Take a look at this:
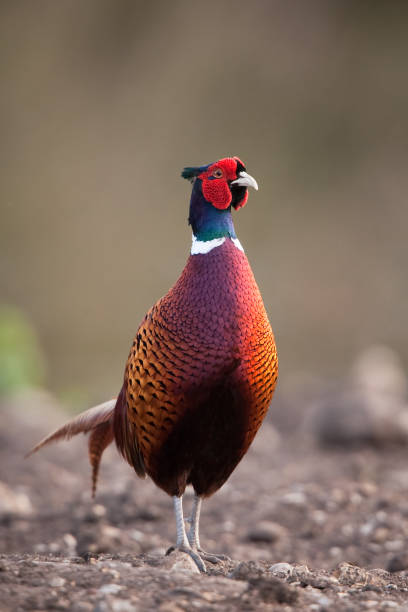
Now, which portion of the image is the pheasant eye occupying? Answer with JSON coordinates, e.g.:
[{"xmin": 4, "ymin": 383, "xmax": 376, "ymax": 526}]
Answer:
[{"xmin": 212, "ymin": 169, "xmax": 223, "ymax": 179}]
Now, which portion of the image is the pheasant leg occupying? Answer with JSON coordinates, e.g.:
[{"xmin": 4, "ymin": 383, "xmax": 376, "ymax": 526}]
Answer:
[
  {"xmin": 166, "ymin": 496, "xmax": 206, "ymax": 572},
  {"xmin": 187, "ymin": 493, "xmax": 231, "ymax": 564}
]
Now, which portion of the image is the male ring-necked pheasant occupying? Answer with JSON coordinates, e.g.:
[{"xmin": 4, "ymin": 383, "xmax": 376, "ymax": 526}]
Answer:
[{"xmin": 29, "ymin": 156, "xmax": 278, "ymax": 571}]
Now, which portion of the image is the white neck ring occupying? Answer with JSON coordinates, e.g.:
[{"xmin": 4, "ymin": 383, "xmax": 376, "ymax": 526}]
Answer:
[{"xmin": 191, "ymin": 235, "xmax": 244, "ymax": 255}]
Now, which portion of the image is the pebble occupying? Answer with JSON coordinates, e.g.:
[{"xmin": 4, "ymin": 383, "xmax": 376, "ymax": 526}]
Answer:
[
  {"xmin": 292, "ymin": 564, "xmax": 310, "ymax": 578},
  {"xmin": 98, "ymin": 584, "xmax": 123, "ymax": 595},
  {"xmin": 111, "ymin": 601, "xmax": 135, "ymax": 612},
  {"xmin": 335, "ymin": 562, "xmax": 368, "ymax": 586},
  {"xmin": 309, "ymin": 593, "xmax": 332, "ymax": 608},
  {"xmin": 62, "ymin": 533, "xmax": 77, "ymax": 553},
  {"xmin": 360, "ymin": 520, "xmax": 375, "ymax": 537},
  {"xmin": 91, "ymin": 504, "xmax": 107, "ymax": 518},
  {"xmin": 49, "ymin": 576, "xmax": 66, "ymax": 588},
  {"xmin": 101, "ymin": 568, "xmax": 120, "ymax": 580},
  {"xmin": 268, "ymin": 562, "xmax": 293, "ymax": 579},
  {"xmin": 94, "ymin": 603, "xmax": 110, "ymax": 612},
  {"xmin": 130, "ymin": 529, "xmax": 145, "ymax": 542},
  {"xmin": 222, "ymin": 519, "xmax": 235, "ymax": 532},
  {"xmin": 359, "ymin": 482, "xmax": 378, "ymax": 497},
  {"xmin": 298, "ymin": 572, "xmax": 338, "ymax": 589},
  {"xmin": 341, "ymin": 524, "xmax": 354, "ymax": 537},
  {"xmin": 279, "ymin": 491, "xmax": 307, "ymax": 506},
  {"xmin": 387, "ymin": 552, "xmax": 408, "ymax": 572},
  {"xmin": 373, "ymin": 527, "xmax": 389, "ymax": 543},
  {"xmin": 311, "ymin": 510, "xmax": 327, "ymax": 525},
  {"xmin": 376, "ymin": 510, "xmax": 388, "ymax": 522},
  {"xmin": 229, "ymin": 561, "xmax": 264, "ymax": 580},
  {"xmin": 386, "ymin": 540, "xmax": 404, "ymax": 552},
  {"xmin": 350, "ymin": 492, "xmax": 363, "ymax": 505},
  {"xmin": 0, "ymin": 482, "xmax": 33, "ymax": 516},
  {"xmin": 101, "ymin": 525, "xmax": 123, "ymax": 541},
  {"xmin": 160, "ymin": 551, "xmax": 200, "ymax": 574},
  {"xmin": 247, "ymin": 521, "xmax": 287, "ymax": 543},
  {"xmin": 158, "ymin": 603, "xmax": 184, "ymax": 612}
]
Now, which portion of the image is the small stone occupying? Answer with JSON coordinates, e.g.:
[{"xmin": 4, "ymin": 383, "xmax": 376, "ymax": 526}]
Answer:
[
  {"xmin": 360, "ymin": 520, "xmax": 376, "ymax": 537},
  {"xmin": 334, "ymin": 562, "xmax": 367, "ymax": 585},
  {"xmin": 299, "ymin": 572, "xmax": 338, "ymax": 589},
  {"xmin": 268, "ymin": 562, "xmax": 293, "ymax": 579},
  {"xmin": 101, "ymin": 525, "xmax": 123, "ymax": 540},
  {"xmin": 94, "ymin": 603, "xmax": 110, "ymax": 612},
  {"xmin": 92, "ymin": 504, "xmax": 107, "ymax": 518},
  {"xmin": 341, "ymin": 524, "xmax": 354, "ymax": 537},
  {"xmin": 387, "ymin": 552, "xmax": 408, "ymax": 572},
  {"xmin": 111, "ymin": 600, "xmax": 135, "ymax": 612},
  {"xmin": 292, "ymin": 564, "xmax": 310, "ymax": 582},
  {"xmin": 160, "ymin": 550, "xmax": 200, "ymax": 574},
  {"xmin": 311, "ymin": 510, "xmax": 327, "ymax": 525},
  {"xmin": 101, "ymin": 568, "xmax": 120, "ymax": 580},
  {"xmin": 359, "ymin": 482, "xmax": 378, "ymax": 497},
  {"xmin": 318, "ymin": 595, "xmax": 332, "ymax": 606},
  {"xmin": 223, "ymin": 519, "xmax": 235, "ymax": 532},
  {"xmin": 62, "ymin": 533, "xmax": 77, "ymax": 553},
  {"xmin": 98, "ymin": 584, "xmax": 123, "ymax": 595},
  {"xmin": 350, "ymin": 492, "xmax": 363, "ymax": 505},
  {"xmin": 34, "ymin": 543, "xmax": 47, "ymax": 553},
  {"xmin": 0, "ymin": 482, "xmax": 33, "ymax": 516},
  {"xmin": 130, "ymin": 529, "xmax": 144, "ymax": 542},
  {"xmin": 247, "ymin": 521, "xmax": 287, "ymax": 543},
  {"xmin": 230, "ymin": 561, "xmax": 264, "ymax": 580},
  {"xmin": 373, "ymin": 527, "xmax": 389, "ymax": 543},
  {"xmin": 308, "ymin": 592, "xmax": 332, "ymax": 607},
  {"xmin": 385, "ymin": 540, "xmax": 404, "ymax": 552},
  {"xmin": 380, "ymin": 602, "xmax": 399, "ymax": 610},
  {"xmin": 158, "ymin": 604, "xmax": 184, "ymax": 612},
  {"xmin": 279, "ymin": 491, "xmax": 306, "ymax": 506},
  {"xmin": 49, "ymin": 576, "xmax": 66, "ymax": 588},
  {"xmin": 376, "ymin": 510, "xmax": 388, "ymax": 523}
]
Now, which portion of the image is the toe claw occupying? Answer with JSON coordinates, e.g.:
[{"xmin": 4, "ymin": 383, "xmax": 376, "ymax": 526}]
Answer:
[
  {"xmin": 179, "ymin": 546, "xmax": 206, "ymax": 573},
  {"xmin": 166, "ymin": 546, "xmax": 206, "ymax": 572},
  {"xmin": 198, "ymin": 550, "xmax": 231, "ymax": 564}
]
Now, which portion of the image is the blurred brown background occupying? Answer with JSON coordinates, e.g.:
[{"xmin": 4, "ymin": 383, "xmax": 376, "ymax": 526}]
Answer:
[{"xmin": 1, "ymin": 0, "xmax": 408, "ymax": 405}]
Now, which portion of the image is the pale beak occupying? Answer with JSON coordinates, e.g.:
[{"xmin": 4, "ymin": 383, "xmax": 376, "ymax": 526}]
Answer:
[{"xmin": 231, "ymin": 171, "xmax": 259, "ymax": 191}]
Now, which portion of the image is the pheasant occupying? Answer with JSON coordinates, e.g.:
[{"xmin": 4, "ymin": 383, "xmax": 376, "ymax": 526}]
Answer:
[{"xmin": 29, "ymin": 156, "xmax": 278, "ymax": 571}]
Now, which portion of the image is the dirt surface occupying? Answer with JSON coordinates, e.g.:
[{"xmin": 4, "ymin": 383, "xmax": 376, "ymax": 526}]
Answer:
[{"xmin": 2, "ymin": 389, "xmax": 408, "ymax": 611}]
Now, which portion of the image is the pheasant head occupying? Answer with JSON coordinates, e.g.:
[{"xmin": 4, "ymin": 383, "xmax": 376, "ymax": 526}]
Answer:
[{"xmin": 183, "ymin": 157, "xmax": 258, "ymax": 244}]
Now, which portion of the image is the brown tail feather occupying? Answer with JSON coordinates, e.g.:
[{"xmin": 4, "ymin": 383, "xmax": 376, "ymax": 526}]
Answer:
[
  {"xmin": 27, "ymin": 399, "xmax": 117, "ymax": 495},
  {"xmin": 89, "ymin": 421, "xmax": 114, "ymax": 497}
]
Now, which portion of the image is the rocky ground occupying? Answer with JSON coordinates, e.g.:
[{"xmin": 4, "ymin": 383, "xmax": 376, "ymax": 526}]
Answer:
[{"xmin": 2, "ymin": 359, "xmax": 408, "ymax": 611}]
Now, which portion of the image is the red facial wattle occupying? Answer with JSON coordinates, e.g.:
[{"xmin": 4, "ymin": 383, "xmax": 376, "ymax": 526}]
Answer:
[
  {"xmin": 198, "ymin": 157, "xmax": 249, "ymax": 210},
  {"xmin": 202, "ymin": 177, "xmax": 232, "ymax": 210}
]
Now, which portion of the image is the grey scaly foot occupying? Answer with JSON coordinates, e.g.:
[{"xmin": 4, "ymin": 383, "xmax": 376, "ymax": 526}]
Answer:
[
  {"xmin": 171, "ymin": 495, "xmax": 206, "ymax": 573},
  {"xmin": 165, "ymin": 544, "xmax": 206, "ymax": 572},
  {"xmin": 186, "ymin": 493, "xmax": 231, "ymax": 565},
  {"xmin": 197, "ymin": 550, "xmax": 231, "ymax": 564}
]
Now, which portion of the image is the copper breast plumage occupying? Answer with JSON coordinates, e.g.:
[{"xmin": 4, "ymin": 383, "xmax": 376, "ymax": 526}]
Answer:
[{"xmin": 116, "ymin": 239, "xmax": 278, "ymax": 497}]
